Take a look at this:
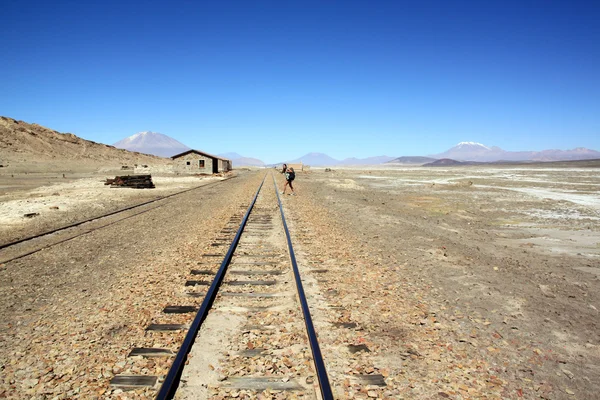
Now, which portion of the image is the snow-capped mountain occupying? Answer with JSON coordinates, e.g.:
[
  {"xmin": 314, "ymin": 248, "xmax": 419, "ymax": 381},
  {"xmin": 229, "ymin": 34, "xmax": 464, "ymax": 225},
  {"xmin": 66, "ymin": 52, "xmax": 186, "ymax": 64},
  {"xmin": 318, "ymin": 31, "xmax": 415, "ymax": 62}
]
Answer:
[
  {"xmin": 431, "ymin": 142, "xmax": 502, "ymax": 161},
  {"xmin": 455, "ymin": 141, "xmax": 490, "ymax": 150},
  {"xmin": 113, "ymin": 131, "xmax": 190, "ymax": 158}
]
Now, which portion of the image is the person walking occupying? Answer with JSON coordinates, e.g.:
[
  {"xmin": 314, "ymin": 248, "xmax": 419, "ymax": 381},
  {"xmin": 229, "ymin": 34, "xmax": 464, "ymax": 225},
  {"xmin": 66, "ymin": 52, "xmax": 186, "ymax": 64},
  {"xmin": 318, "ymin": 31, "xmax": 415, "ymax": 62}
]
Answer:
[
  {"xmin": 282, "ymin": 166, "xmax": 296, "ymax": 195},
  {"xmin": 281, "ymin": 163, "xmax": 287, "ymax": 174}
]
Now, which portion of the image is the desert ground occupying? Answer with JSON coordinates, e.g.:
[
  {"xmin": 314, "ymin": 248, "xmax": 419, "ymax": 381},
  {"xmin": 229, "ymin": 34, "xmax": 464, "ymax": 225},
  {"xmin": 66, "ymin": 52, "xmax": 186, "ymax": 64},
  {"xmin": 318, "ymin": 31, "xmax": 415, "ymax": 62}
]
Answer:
[{"xmin": 1, "ymin": 163, "xmax": 599, "ymax": 399}]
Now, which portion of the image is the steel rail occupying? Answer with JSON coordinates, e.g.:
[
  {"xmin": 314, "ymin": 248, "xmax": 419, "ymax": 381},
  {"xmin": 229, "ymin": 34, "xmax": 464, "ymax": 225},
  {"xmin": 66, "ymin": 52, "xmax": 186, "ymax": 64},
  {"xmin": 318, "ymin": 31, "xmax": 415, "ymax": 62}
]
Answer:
[
  {"xmin": 0, "ymin": 175, "xmax": 235, "ymax": 251},
  {"xmin": 155, "ymin": 173, "xmax": 267, "ymax": 400},
  {"xmin": 272, "ymin": 173, "xmax": 334, "ymax": 400},
  {"xmin": 0, "ymin": 204, "xmax": 165, "ymax": 265}
]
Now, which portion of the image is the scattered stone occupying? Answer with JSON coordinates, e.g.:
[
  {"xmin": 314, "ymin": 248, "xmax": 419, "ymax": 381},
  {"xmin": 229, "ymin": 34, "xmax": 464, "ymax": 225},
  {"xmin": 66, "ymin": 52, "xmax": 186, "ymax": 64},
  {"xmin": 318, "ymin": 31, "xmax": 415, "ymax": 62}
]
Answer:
[
  {"xmin": 562, "ymin": 369, "xmax": 574, "ymax": 379},
  {"xmin": 539, "ymin": 285, "xmax": 556, "ymax": 298}
]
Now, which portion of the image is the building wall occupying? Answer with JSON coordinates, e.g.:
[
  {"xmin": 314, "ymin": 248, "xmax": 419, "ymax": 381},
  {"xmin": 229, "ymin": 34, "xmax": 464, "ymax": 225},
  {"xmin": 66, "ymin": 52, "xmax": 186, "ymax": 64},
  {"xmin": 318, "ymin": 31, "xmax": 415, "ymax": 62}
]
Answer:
[
  {"xmin": 219, "ymin": 159, "xmax": 232, "ymax": 171},
  {"xmin": 173, "ymin": 153, "xmax": 213, "ymax": 174}
]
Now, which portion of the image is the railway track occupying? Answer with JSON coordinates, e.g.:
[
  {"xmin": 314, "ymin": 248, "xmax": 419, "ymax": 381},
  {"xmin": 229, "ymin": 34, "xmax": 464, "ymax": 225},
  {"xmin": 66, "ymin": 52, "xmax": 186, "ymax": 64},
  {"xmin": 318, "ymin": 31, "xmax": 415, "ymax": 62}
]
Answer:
[
  {"xmin": 109, "ymin": 171, "xmax": 333, "ymax": 399},
  {"xmin": 0, "ymin": 176, "xmax": 234, "ymax": 264}
]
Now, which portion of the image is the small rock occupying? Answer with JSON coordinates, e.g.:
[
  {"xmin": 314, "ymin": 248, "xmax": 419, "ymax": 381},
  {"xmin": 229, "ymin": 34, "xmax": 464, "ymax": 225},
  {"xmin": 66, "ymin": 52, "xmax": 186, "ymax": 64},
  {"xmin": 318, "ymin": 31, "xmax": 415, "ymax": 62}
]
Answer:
[
  {"xmin": 539, "ymin": 285, "xmax": 556, "ymax": 298},
  {"xmin": 23, "ymin": 378, "xmax": 39, "ymax": 388},
  {"xmin": 562, "ymin": 369, "xmax": 574, "ymax": 379}
]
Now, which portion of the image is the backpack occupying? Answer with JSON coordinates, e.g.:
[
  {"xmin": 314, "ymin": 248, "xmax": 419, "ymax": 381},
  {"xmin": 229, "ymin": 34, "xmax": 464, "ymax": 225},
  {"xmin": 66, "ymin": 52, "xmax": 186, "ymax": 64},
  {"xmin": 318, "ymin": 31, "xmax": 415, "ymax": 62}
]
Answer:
[{"xmin": 288, "ymin": 171, "xmax": 295, "ymax": 181}]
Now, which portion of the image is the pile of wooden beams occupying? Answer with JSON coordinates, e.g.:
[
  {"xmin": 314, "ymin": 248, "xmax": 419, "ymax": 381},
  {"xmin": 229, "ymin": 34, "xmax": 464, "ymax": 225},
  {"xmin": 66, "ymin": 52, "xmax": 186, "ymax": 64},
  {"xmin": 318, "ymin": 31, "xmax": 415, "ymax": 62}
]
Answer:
[{"xmin": 105, "ymin": 175, "xmax": 155, "ymax": 189}]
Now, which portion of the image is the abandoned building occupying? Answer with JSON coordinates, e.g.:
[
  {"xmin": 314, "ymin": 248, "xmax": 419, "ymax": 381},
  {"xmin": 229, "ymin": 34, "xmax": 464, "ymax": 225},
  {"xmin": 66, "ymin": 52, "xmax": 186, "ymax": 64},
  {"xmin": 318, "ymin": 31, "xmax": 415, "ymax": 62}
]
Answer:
[{"xmin": 171, "ymin": 150, "xmax": 232, "ymax": 174}]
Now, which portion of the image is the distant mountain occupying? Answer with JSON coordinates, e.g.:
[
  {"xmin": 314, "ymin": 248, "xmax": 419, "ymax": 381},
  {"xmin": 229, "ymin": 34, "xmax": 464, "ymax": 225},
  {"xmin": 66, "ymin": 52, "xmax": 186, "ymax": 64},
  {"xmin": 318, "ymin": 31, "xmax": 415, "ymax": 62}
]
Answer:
[
  {"xmin": 431, "ymin": 142, "xmax": 502, "ymax": 161},
  {"xmin": 282, "ymin": 152, "xmax": 395, "ymax": 166},
  {"xmin": 284, "ymin": 152, "xmax": 340, "ymax": 166},
  {"xmin": 431, "ymin": 142, "xmax": 600, "ymax": 162},
  {"xmin": 421, "ymin": 158, "xmax": 600, "ymax": 167},
  {"xmin": 337, "ymin": 155, "xmax": 396, "ymax": 165},
  {"xmin": 217, "ymin": 152, "xmax": 265, "ymax": 167},
  {"xmin": 529, "ymin": 148, "xmax": 600, "ymax": 161},
  {"xmin": 113, "ymin": 131, "xmax": 190, "ymax": 158},
  {"xmin": 234, "ymin": 157, "xmax": 265, "ymax": 167},
  {"xmin": 387, "ymin": 156, "xmax": 437, "ymax": 165},
  {"xmin": 423, "ymin": 158, "xmax": 468, "ymax": 167},
  {"xmin": 218, "ymin": 152, "xmax": 243, "ymax": 159}
]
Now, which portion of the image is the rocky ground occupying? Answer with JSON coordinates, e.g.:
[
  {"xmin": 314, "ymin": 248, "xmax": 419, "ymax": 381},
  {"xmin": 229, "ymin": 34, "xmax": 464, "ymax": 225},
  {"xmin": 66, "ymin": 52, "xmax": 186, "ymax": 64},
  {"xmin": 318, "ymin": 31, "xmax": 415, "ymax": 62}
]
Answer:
[
  {"xmin": 0, "ymin": 170, "xmax": 261, "ymax": 398},
  {"xmin": 283, "ymin": 166, "xmax": 600, "ymax": 399},
  {"xmin": 0, "ymin": 170, "xmax": 226, "ymax": 246},
  {"xmin": 0, "ymin": 116, "xmax": 170, "ymax": 174},
  {"xmin": 1, "ymin": 165, "xmax": 599, "ymax": 399}
]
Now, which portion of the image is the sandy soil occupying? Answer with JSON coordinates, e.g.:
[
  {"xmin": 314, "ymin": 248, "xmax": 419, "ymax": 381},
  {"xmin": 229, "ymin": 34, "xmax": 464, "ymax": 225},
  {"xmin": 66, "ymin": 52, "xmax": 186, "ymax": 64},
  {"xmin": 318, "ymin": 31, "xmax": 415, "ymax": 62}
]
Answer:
[
  {"xmin": 281, "ymin": 166, "xmax": 600, "ymax": 399},
  {"xmin": 0, "ymin": 168, "xmax": 226, "ymax": 246}
]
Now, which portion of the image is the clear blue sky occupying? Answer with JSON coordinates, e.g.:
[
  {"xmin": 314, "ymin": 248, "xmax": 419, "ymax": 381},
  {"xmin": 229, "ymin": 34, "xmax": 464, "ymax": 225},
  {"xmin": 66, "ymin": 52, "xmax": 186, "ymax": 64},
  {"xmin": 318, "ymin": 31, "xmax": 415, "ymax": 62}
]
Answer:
[{"xmin": 2, "ymin": 1, "xmax": 599, "ymax": 163}]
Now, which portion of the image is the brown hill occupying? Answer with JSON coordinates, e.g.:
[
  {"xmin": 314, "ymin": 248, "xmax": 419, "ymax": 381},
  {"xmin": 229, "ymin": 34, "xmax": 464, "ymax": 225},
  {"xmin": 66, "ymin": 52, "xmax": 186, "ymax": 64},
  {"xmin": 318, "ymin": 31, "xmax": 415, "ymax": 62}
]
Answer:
[
  {"xmin": 423, "ymin": 158, "xmax": 467, "ymax": 166},
  {"xmin": 0, "ymin": 116, "xmax": 170, "ymax": 172}
]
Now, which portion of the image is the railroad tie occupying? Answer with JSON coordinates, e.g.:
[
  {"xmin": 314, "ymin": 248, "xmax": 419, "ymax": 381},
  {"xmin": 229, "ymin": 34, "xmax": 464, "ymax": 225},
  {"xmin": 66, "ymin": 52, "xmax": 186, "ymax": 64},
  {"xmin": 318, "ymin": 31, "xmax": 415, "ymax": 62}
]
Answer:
[
  {"xmin": 110, "ymin": 375, "xmax": 158, "ymax": 389},
  {"xmin": 347, "ymin": 374, "xmax": 387, "ymax": 387},
  {"xmin": 220, "ymin": 292, "xmax": 289, "ymax": 298},
  {"xmin": 224, "ymin": 280, "xmax": 278, "ymax": 286},
  {"xmin": 185, "ymin": 280, "xmax": 210, "ymax": 286},
  {"xmin": 333, "ymin": 321, "xmax": 358, "ymax": 329},
  {"xmin": 219, "ymin": 377, "xmax": 304, "ymax": 391},
  {"xmin": 146, "ymin": 323, "xmax": 186, "ymax": 331},
  {"xmin": 128, "ymin": 348, "xmax": 174, "ymax": 357},
  {"xmin": 238, "ymin": 348, "xmax": 268, "ymax": 357},
  {"xmin": 348, "ymin": 344, "xmax": 371, "ymax": 353},
  {"xmin": 229, "ymin": 269, "xmax": 283, "ymax": 275},
  {"xmin": 232, "ymin": 261, "xmax": 280, "ymax": 265},
  {"xmin": 190, "ymin": 269, "xmax": 214, "ymax": 275},
  {"xmin": 163, "ymin": 305, "xmax": 197, "ymax": 314}
]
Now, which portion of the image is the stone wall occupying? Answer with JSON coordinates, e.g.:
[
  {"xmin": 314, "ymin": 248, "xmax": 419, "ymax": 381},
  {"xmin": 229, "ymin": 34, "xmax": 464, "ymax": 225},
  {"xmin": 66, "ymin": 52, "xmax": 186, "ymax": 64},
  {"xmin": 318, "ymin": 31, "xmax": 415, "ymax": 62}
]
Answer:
[{"xmin": 173, "ymin": 153, "xmax": 213, "ymax": 174}]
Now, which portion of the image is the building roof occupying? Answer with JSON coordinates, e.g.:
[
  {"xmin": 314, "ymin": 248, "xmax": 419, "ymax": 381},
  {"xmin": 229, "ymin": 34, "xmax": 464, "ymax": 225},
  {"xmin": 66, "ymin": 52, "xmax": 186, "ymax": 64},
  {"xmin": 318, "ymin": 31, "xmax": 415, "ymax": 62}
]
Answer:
[{"xmin": 171, "ymin": 149, "xmax": 231, "ymax": 162}]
